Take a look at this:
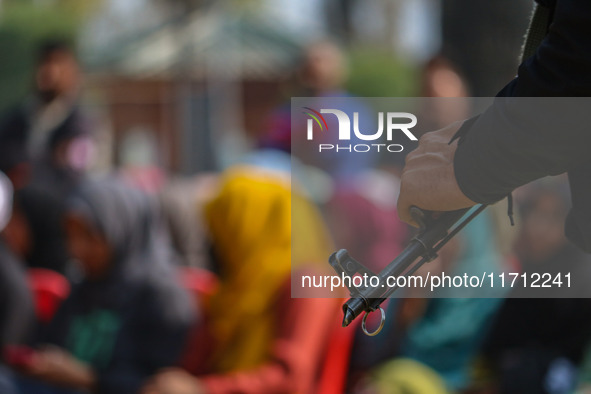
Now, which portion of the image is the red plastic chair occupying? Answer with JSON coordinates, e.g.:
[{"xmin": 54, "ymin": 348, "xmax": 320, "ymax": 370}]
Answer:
[
  {"xmin": 315, "ymin": 307, "xmax": 361, "ymax": 394},
  {"xmin": 177, "ymin": 267, "xmax": 220, "ymax": 374},
  {"xmin": 177, "ymin": 266, "xmax": 219, "ymax": 309},
  {"xmin": 27, "ymin": 268, "xmax": 70, "ymax": 323}
]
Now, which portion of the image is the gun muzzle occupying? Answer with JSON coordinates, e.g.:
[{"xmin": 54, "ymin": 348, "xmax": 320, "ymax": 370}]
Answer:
[{"xmin": 332, "ymin": 205, "xmax": 487, "ymax": 330}]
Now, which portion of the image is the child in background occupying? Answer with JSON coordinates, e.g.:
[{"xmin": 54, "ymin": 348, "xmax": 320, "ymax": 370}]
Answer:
[{"xmin": 17, "ymin": 178, "xmax": 196, "ymax": 394}]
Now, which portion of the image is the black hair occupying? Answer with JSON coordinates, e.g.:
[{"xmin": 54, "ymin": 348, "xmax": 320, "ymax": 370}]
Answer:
[{"xmin": 36, "ymin": 38, "xmax": 76, "ymax": 64}]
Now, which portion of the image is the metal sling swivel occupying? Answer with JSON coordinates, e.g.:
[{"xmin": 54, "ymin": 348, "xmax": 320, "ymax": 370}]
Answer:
[{"xmin": 328, "ymin": 204, "xmax": 488, "ymax": 336}]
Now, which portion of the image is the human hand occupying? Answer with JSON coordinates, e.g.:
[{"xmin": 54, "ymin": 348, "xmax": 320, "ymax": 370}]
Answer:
[
  {"xmin": 23, "ymin": 346, "xmax": 95, "ymax": 390},
  {"xmin": 397, "ymin": 121, "xmax": 476, "ymax": 226},
  {"xmin": 142, "ymin": 368, "xmax": 206, "ymax": 394}
]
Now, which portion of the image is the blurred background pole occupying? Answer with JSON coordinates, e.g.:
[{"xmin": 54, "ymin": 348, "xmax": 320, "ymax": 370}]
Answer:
[
  {"xmin": 206, "ymin": 0, "xmax": 246, "ymax": 171},
  {"xmin": 382, "ymin": 0, "xmax": 403, "ymax": 54}
]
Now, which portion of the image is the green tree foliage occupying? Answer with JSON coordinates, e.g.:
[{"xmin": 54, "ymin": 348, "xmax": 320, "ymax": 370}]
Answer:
[{"xmin": 346, "ymin": 47, "xmax": 418, "ymax": 98}]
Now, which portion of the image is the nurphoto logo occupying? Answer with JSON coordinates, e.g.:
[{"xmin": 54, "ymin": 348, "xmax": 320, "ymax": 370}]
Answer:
[{"xmin": 303, "ymin": 107, "xmax": 418, "ymax": 153}]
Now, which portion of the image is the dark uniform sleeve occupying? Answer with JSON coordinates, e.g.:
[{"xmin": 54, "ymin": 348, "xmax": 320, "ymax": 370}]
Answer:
[{"xmin": 454, "ymin": 0, "xmax": 591, "ymax": 205}]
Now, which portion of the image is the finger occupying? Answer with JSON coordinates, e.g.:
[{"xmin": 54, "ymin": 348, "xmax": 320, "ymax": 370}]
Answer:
[
  {"xmin": 152, "ymin": 370, "xmax": 181, "ymax": 387},
  {"xmin": 404, "ymin": 151, "xmax": 446, "ymax": 167},
  {"xmin": 38, "ymin": 344, "xmax": 62, "ymax": 354},
  {"xmin": 396, "ymin": 195, "xmax": 419, "ymax": 227},
  {"xmin": 158, "ymin": 367, "xmax": 182, "ymax": 375}
]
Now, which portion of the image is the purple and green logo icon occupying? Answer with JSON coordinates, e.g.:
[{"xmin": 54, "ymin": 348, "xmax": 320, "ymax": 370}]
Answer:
[{"xmin": 302, "ymin": 107, "xmax": 329, "ymax": 134}]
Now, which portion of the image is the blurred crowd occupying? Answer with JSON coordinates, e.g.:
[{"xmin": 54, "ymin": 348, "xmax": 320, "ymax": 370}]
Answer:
[{"xmin": 0, "ymin": 28, "xmax": 591, "ymax": 394}]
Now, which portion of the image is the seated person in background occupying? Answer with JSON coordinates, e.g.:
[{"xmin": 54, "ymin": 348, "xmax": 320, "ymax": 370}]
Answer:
[
  {"xmin": 0, "ymin": 173, "xmax": 36, "ymax": 394},
  {"xmin": 143, "ymin": 165, "xmax": 341, "ymax": 394},
  {"xmin": 0, "ymin": 106, "xmax": 74, "ymax": 278},
  {"xmin": 483, "ymin": 181, "xmax": 591, "ymax": 394},
  {"xmin": 16, "ymin": 178, "xmax": 196, "ymax": 394}
]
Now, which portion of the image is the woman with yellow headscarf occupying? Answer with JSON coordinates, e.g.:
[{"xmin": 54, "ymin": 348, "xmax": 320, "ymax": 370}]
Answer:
[{"xmin": 143, "ymin": 164, "xmax": 343, "ymax": 394}]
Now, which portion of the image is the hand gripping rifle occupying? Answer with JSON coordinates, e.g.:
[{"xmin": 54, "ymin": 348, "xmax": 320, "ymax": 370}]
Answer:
[{"xmin": 328, "ymin": 204, "xmax": 488, "ymax": 336}]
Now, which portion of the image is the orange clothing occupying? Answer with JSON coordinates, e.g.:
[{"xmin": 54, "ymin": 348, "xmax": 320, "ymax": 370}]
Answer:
[{"xmin": 201, "ymin": 279, "xmax": 341, "ymax": 394}]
